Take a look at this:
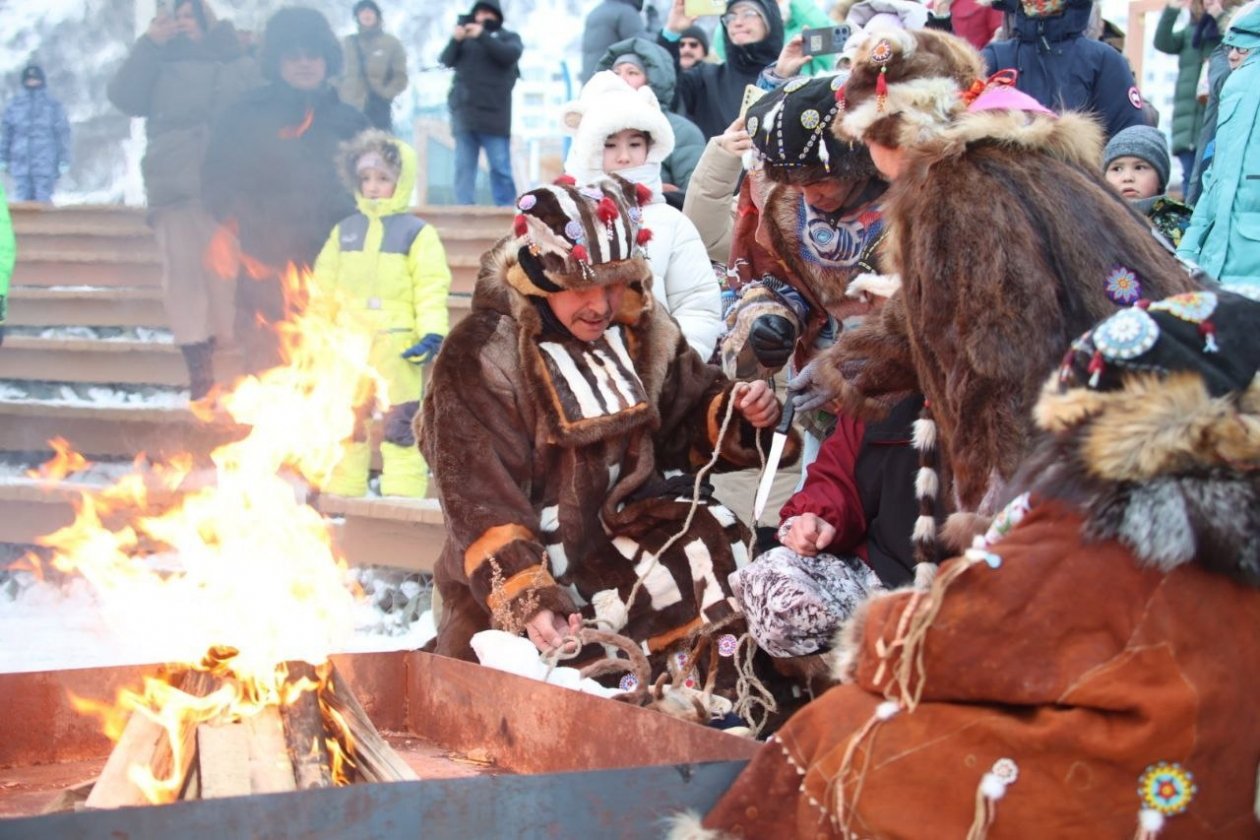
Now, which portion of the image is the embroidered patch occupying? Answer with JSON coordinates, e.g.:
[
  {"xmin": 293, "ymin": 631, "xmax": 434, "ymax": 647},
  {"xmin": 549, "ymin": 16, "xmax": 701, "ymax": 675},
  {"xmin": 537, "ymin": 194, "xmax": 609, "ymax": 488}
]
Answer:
[
  {"xmin": 1138, "ymin": 762, "xmax": 1196, "ymax": 816},
  {"xmin": 1128, "ymin": 85, "xmax": 1143, "ymax": 110},
  {"xmin": 564, "ymin": 220, "xmax": 584, "ymax": 241},
  {"xmin": 746, "ymin": 115, "xmax": 760, "ymax": 136},
  {"xmin": 870, "ymin": 39, "xmax": 893, "ymax": 64},
  {"xmin": 800, "ymin": 108, "xmax": 821, "ymax": 130},
  {"xmin": 1149, "ymin": 291, "xmax": 1218, "ymax": 323},
  {"xmin": 829, "ymin": 74, "xmax": 845, "ymax": 91},
  {"xmin": 619, "ymin": 674, "xmax": 639, "ymax": 692},
  {"xmin": 628, "ymin": 206, "xmax": 641, "ymax": 224},
  {"xmin": 517, "ymin": 195, "xmax": 536, "ymax": 211},
  {"xmin": 1093, "ymin": 307, "xmax": 1160, "ymax": 361},
  {"xmin": 785, "ymin": 77, "xmax": 809, "ymax": 93},
  {"xmin": 1104, "ymin": 266, "xmax": 1142, "ymax": 305},
  {"xmin": 717, "ymin": 633, "xmax": 739, "ymax": 657}
]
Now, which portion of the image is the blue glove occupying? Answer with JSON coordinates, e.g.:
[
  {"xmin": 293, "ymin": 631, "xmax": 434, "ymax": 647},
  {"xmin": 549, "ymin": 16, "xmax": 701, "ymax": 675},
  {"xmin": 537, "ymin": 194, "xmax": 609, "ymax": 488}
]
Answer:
[{"xmin": 401, "ymin": 333, "xmax": 443, "ymax": 364}]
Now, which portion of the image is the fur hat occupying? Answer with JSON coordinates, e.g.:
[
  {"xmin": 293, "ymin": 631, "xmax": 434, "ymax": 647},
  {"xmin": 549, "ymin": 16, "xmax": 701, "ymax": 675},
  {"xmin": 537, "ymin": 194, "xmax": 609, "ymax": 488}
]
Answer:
[
  {"xmin": 561, "ymin": 71, "xmax": 675, "ymax": 181},
  {"xmin": 261, "ymin": 7, "xmax": 343, "ymax": 82},
  {"xmin": 1103, "ymin": 125, "xmax": 1171, "ymax": 193},
  {"xmin": 505, "ymin": 175, "xmax": 654, "ymax": 298},
  {"xmin": 339, "ymin": 129, "xmax": 403, "ymax": 189},
  {"xmin": 834, "ymin": 29, "xmax": 986, "ymax": 149},
  {"xmin": 746, "ymin": 74, "xmax": 879, "ymax": 184},
  {"xmin": 1036, "ymin": 290, "xmax": 1260, "ymax": 483}
]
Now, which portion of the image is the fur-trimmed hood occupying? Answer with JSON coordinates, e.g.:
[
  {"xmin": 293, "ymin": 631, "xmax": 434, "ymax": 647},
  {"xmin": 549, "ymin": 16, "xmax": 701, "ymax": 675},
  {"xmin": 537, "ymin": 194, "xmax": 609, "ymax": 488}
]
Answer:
[
  {"xmin": 339, "ymin": 129, "xmax": 415, "ymax": 216},
  {"xmin": 561, "ymin": 71, "xmax": 675, "ymax": 183}
]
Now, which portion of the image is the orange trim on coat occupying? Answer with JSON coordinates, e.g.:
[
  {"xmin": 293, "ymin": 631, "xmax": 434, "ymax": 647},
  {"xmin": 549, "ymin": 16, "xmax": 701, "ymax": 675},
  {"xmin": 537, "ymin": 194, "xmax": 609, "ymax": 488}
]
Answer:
[
  {"xmin": 486, "ymin": 564, "xmax": 558, "ymax": 615},
  {"xmin": 463, "ymin": 524, "xmax": 538, "ymax": 578},
  {"xmin": 646, "ymin": 616, "xmax": 704, "ymax": 653}
]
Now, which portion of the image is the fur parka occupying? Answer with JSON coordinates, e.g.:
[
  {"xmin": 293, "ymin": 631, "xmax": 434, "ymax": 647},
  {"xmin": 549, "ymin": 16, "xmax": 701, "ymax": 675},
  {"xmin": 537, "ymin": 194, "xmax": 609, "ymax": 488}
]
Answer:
[{"xmin": 819, "ymin": 108, "xmax": 1200, "ymax": 512}]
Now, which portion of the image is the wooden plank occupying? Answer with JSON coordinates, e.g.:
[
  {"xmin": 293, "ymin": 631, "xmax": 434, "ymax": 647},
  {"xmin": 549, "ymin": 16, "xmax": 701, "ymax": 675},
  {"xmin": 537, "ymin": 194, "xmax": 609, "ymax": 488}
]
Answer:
[
  {"xmin": 324, "ymin": 667, "xmax": 419, "ymax": 783},
  {"xmin": 82, "ymin": 712, "xmax": 168, "ymax": 809},
  {"xmin": 244, "ymin": 707, "xmax": 298, "ymax": 794},
  {"xmin": 195, "ymin": 723, "xmax": 252, "ymax": 800},
  {"xmin": 281, "ymin": 662, "xmax": 332, "ymax": 790}
]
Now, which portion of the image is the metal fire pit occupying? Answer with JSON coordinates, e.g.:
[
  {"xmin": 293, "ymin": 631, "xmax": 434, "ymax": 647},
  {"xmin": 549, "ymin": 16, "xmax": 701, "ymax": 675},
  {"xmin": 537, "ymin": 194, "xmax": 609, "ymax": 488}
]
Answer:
[{"xmin": 0, "ymin": 651, "xmax": 754, "ymax": 839}]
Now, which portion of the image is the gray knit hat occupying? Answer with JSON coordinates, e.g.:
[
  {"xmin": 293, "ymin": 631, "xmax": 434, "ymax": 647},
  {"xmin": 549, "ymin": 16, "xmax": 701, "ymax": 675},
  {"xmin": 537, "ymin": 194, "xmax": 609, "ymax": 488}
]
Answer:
[{"xmin": 1103, "ymin": 125, "xmax": 1171, "ymax": 193}]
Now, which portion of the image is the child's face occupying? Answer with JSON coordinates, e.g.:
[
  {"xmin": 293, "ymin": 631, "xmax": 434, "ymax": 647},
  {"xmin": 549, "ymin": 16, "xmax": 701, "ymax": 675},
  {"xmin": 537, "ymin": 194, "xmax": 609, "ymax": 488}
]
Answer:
[
  {"xmin": 546, "ymin": 283, "xmax": 627, "ymax": 342},
  {"xmin": 359, "ymin": 168, "xmax": 397, "ymax": 200},
  {"xmin": 1105, "ymin": 155, "xmax": 1161, "ymax": 200},
  {"xmin": 602, "ymin": 130, "xmax": 649, "ymax": 173}
]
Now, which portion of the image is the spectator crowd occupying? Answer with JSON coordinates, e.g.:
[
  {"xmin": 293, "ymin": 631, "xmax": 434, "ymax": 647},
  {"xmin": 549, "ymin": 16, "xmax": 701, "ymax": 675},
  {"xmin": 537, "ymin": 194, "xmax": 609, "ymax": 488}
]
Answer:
[{"xmin": 1, "ymin": 0, "xmax": 1259, "ymax": 833}]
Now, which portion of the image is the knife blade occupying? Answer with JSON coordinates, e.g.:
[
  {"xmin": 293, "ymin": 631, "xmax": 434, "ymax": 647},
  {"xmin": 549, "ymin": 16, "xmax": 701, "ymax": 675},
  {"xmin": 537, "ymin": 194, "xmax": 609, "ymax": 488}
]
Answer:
[{"xmin": 752, "ymin": 395, "xmax": 796, "ymax": 522}]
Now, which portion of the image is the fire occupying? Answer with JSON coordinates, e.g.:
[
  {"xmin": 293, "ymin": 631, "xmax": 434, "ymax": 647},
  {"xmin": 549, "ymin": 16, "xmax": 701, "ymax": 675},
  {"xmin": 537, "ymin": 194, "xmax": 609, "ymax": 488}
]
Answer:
[{"xmin": 33, "ymin": 267, "xmax": 384, "ymax": 803}]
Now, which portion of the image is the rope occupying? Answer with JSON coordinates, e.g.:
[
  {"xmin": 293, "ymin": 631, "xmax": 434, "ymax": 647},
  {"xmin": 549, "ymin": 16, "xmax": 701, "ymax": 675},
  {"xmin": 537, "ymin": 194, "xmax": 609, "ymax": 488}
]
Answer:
[{"xmin": 731, "ymin": 632, "xmax": 778, "ymax": 736}]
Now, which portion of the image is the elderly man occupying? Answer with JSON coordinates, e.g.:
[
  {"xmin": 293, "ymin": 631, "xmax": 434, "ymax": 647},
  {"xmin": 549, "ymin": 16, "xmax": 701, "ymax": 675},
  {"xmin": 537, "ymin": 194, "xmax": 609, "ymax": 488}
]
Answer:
[{"xmin": 420, "ymin": 175, "xmax": 798, "ymax": 716}]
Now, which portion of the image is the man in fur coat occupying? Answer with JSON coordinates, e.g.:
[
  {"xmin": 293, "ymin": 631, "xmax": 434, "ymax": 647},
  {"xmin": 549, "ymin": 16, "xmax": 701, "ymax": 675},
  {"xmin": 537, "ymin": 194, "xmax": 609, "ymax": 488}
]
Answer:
[
  {"xmin": 419, "ymin": 175, "xmax": 800, "ymax": 717},
  {"xmin": 679, "ymin": 290, "xmax": 1260, "ymax": 839},
  {"xmin": 812, "ymin": 29, "xmax": 1198, "ymax": 518}
]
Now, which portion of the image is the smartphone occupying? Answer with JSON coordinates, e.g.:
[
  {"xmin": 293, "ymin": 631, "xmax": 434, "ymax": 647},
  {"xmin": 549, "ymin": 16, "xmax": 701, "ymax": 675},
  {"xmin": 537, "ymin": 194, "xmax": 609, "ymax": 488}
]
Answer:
[
  {"xmin": 684, "ymin": 0, "xmax": 726, "ymax": 18},
  {"xmin": 456, "ymin": 13, "xmax": 473, "ymax": 25},
  {"xmin": 800, "ymin": 24, "xmax": 853, "ymax": 56},
  {"xmin": 739, "ymin": 84, "xmax": 765, "ymax": 120}
]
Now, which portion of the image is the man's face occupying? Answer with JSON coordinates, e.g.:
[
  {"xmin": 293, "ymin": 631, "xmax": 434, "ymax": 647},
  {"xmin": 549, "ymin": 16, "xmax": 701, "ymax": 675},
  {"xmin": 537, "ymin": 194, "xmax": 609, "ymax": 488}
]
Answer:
[
  {"xmin": 279, "ymin": 51, "xmax": 327, "ymax": 91},
  {"xmin": 175, "ymin": 1, "xmax": 204, "ymax": 40},
  {"xmin": 474, "ymin": 8, "xmax": 500, "ymax": 24},
  {"xmin": 679, "ymin": 37, "xmax": 706, "ymax": 69},
  {"xmin": 547, "ymin": 283, "xmax": 627, "ymax": 342},
  {"xmin": 356, "ymin": 7, "xmax": 379, "ymax": 28},
  {"xmin": 796, "ymin": 178, "xmax": 851, "ymax": 212}
]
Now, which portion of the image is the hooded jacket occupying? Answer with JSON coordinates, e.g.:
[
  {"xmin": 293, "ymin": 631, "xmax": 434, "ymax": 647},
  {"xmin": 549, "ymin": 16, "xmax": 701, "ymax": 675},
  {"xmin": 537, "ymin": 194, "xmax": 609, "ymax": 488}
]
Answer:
[
  {"xmin": 1153, "ymin": 5, "xmax": 1213, "ymax": 154},
  {"xmin": 595, "ymin": 36, "xmax": 706, "ymax": 192},
  {"xmin": 202, "ymin": 82, "xmax": 369, "ymax": 268},
  {"xmin": 339, "ymin": 23, "xmax": 409, "ymax": 111},
  {"xmin": 581, "ymin": 0, "xmax": 646, "ymax": 82},
  {"xmin": 108, "ymin": 22, "xmax": 258, "ymax": 209},
  {"xmin": 0, "ymin": 83, "xmax": 70, "ymax": 180},
  {"xmin": 1177, "ymin": 43, "xmax": 1260, "ymax": 295},
  {"xmin": 659, "ymin": 0, "xmax": 785, "ymax": 140},
  {"xmin": 981, "ymin": 0, "xmax": 1146, "ymax": 138},
  {"xmin": 438, "ymin": 0, "xmax": 523, "ymax": 137},
  {"xmin": 312, "ymin": 133, "xmax": 451, "ymax": 340},
  {"xmin": 714, "ymin": 0, "xmax": 836, "ymax": 77}
]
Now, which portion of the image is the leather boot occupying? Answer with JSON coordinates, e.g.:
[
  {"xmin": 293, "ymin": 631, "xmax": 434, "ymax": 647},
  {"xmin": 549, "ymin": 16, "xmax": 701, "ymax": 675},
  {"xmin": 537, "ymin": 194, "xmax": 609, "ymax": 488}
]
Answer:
[{"xmin": 180, "ymin": 340, "xmax": 215, "ymax": 401}]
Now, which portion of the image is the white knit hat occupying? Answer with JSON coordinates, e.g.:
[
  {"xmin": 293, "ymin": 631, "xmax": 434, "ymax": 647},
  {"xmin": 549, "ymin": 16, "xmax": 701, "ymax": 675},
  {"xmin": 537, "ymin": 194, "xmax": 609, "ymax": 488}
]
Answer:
[{"xmin": 561, "ymin": 71, "xmax": 676, "ymax": 183}]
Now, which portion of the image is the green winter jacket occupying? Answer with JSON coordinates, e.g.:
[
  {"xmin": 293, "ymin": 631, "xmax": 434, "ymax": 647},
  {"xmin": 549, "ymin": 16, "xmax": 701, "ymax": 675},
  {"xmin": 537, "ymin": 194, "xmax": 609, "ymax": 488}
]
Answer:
[
  {"xmin": 0, "ymin": 182, "xmax": 13, "ymax": 325},
  {"xmin": 313, "ymin": 136, "xmax": 451, "ymax": 339},
  {"xmin": 1153, "ymin": 5, "xmax": 1212, "ymax": 154},
  {"xmin": 596, "ymin": 36, "xmax": 707, "ymax": 191},
  {"xmin": 715, "ymin": 0, "xmax": 834, "ymax": 77}
]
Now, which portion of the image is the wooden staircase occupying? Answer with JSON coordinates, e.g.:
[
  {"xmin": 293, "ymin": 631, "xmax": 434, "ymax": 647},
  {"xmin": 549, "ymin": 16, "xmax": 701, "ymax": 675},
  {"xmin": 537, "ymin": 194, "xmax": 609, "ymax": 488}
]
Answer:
[{"xmin": 1, "ymin": 202, "xmax": 514, "ymax": 573}]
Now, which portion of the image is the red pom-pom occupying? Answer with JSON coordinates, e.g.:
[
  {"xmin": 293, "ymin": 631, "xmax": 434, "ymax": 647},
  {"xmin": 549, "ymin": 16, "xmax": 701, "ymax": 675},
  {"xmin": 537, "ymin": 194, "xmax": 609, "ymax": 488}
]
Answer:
[
  {"xmin": 513, "ymin": 214, "xmax": 528, "ymax": 237},
  {"xmin": 554, "ymin": 174, "xmax": 577, "ymax": 186},
  {"xmin": 636, "ymin": 227, "xmax": 653, "ymax": 245},
  {"xmin": 634, "ymin": 183, "xmax": 653, "ymax": 205},
  {"xmin": 597, "ymin": 197, "xmax": 619, "ymax": 223},
  {"xmin": 571, "ymin": 244, "xmax": 589, "ymax": 263}
]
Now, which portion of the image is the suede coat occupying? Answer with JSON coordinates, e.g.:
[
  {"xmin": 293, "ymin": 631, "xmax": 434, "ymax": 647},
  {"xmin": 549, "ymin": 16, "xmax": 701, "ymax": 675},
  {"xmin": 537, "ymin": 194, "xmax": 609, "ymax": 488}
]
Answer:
[
  {"xmin": 420, "ymin": 241, "xmax": 800, "ymax": 690},
  {"xmin": 692, "ymin": 488, "xmax": 1260, "ymax": 839},
  {"xmin": 821, "ymin": 110, "xmax": 1199, "ymax": 512}
]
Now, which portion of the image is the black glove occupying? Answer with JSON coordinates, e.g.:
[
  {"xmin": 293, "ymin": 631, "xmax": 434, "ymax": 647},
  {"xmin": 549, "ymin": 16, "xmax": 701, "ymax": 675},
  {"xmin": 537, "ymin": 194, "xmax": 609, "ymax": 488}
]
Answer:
[{"xmin": 748, "ymin": 314, "xmax": 797, "ymax": 370}]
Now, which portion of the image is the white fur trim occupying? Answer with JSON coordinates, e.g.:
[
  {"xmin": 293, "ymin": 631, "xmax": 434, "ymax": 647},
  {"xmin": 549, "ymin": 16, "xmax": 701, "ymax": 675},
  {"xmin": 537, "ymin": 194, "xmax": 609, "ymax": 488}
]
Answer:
[
  {"xmin": 912, "ymin": 562, "xmax": 936, "ymax": 589},
  {"xmin": 591, "ymin": 588, "xmax": 629, "ymax": 632},
  {"xmin": 839, "ymin": 75, "xmax": 963, "ymax": 142},
  {"xmin": 663, "ymin": 811, "xmax": 732, "ymax": 840},
  {"xmin": 911, "ymin": 416, "xmax": 937, "ymax": 450},
  {"xmin": 913, "ymin": 514, "xmax": 936, "ymax": 542},
  {"xmin": 562, "ymin": 71, "xmax": 675, "ymax": 176},
  {"xmin": 915, "ymin": 466, "xmax": 939, "ymax": 499},
  {"xmin": 846, "ymin": 271, "xmax": 903, "ymax": 300}
]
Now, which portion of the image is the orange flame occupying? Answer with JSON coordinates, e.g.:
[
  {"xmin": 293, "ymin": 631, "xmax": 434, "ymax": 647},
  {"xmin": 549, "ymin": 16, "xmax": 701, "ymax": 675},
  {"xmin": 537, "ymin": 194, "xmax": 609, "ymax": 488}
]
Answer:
[
  {"xmin": 39, "ymin": 267, "xmax": 386, "ymax": 803},
  {"xmin": 26, "ymin": 437, "xmax": 88, "ymax": 483}
]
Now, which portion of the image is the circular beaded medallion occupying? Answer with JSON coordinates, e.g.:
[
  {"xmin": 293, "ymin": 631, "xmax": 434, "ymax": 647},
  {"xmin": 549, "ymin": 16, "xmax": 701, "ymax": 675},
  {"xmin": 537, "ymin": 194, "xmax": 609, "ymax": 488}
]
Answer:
[
  {"xmin": 746, "ymin": 116, "xmax": 760, "ymax": 136},
  {"xmin": 1138, "ymin": 762, "xmax": 1196, "ymax": 816},
  {"xmin": 785, "ymin": 77, "xmax": 809, "ymax": 93},
  {"xmin": 717, "ymin": 634, "xmax": 739, "ymax": 657},
  {"xmin": 1092, "ymin": 307, "xmax": 1160, "ymax": 361},
  {"xmin": 1149, "ymin": 291, "xmax": 1218, "ymax": 323},
  {"xmin": 618, "ymin": 674, "xmax": 638, "ymax": 692},
  {"xmin": 800, "ymin": 109, "xmax": 821, "ymax": 130},
  {"xmin": 870, "ymin": 39, "xmax": 894, "ymax": 65}
]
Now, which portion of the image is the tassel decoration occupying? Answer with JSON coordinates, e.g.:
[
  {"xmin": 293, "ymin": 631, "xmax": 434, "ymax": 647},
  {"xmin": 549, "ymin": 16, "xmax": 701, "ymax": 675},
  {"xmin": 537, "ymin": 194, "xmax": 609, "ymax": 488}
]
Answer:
[
  {"xmin": 571, "ymin": 244, "xmax": 589, "ymax": 263},
  {"xmin": 554, "ymin": 174, "xmax": 576, "ymax": 186},
  {"xmin": 634, "ymin": 182, "xmax": 653, "ymax": 205},
  {"xmin": 1199, "ymin": 321, "xmax": 1219, "ymax": 353},
  {"xmin": 513, "ymin": 214, "xmax": 528, "ymax": 237},
  {"xmin": 876, "ymin": 67, "xmax": 888, "ymax": 112},
  {"xmin": 597, "ymin": 197, "xmax": 619, "ymax": 223},
  {"xmin": 636, "ymin": 227, "xmax": 653, "ymax": 245},
  {"xmin": 965, "ymin": 758, "xmax": 1019, "ymax": 840},
  {"xmin": 1088, "ymin": 350, "xmax": 1105, "ymax": 388}
]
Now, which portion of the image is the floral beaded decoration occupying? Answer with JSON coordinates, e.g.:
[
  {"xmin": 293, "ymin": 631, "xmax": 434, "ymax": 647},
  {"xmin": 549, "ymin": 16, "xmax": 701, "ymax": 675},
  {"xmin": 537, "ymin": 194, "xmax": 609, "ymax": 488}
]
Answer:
[
  {"xmin": 1149, "ymin": 291, "xmax": 1220, "ymax": 353},
  {"xmin": 1135, "ymin": 762, "xmax": 1197, "ymax": 839},
  {"xmin": 717, "ymin": 633, "xmax": 739, "ymax": 657},
  {"xmin": 766, "ymin": 84, "xmax": 843, "ymax": 170},
  {"xmin": 1104, "ymin": 265, "xmax": 1143, "ymax": 305},
  {"xmin": 870, "ymin": 38, "xmax": 894, "ymax": 113},
  {"xmin": 1086, "ymin": 306, "xmax": 1161, "ymax": 387}
]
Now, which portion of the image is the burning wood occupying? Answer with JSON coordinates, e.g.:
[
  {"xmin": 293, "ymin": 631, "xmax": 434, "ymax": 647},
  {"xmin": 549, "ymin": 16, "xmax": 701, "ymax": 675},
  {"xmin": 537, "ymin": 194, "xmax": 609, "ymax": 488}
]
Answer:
[{"xmin": 57, "ymin": 649, "xmax": 416, "ymax": 811}]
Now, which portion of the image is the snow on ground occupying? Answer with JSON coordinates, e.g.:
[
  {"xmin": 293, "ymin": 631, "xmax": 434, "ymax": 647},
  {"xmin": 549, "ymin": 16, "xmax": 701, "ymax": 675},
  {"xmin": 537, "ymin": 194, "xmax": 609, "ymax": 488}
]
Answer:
[
  {"xmin": 0, "ymin": 561, "xmax": 435, "ymax": 675},
  {"xmin": 0, "ymin": 380, "xmax": 189, "ymax": 408},
  {"xmin": 7, "ymin": 326, "xmax": 174, "ymax": 343}
]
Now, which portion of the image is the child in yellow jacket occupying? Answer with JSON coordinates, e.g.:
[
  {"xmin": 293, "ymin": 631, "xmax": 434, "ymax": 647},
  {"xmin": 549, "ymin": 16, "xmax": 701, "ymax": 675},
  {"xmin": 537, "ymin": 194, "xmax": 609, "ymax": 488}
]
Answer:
[{"xmin": 314, "ymin": 130, "xmax": 451, "ymax": 497}]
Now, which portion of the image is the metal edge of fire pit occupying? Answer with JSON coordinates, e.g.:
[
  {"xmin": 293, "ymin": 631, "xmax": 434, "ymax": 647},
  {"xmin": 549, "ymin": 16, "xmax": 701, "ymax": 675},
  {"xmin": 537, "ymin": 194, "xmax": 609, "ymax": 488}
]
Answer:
[{"xmin": 0, "ymin": 760, "xmax": 745, "ymax": 839}]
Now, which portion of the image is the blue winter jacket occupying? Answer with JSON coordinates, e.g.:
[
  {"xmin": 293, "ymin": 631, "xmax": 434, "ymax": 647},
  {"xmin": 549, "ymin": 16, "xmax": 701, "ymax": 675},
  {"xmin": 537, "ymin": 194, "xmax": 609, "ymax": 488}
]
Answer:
[
  {"xmin": 981, "ymin": 2, "xmax": 1145, "ymax": 139},
  {"xmin": 0, "ymin": 87, "xmax": 71, "ymax": 179},
  {"xmin": 1177, "ymin": 52, "xmax": 1260, "ymax": 295}
]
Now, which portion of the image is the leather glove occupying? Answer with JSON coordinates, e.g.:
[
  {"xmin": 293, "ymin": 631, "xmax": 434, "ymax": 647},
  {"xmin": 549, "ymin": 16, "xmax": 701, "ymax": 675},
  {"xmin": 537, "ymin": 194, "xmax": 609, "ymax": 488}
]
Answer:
[
  {"xmin": 787, "ymin": 357, "xmax": 839, "ymax": 414},
  {"xmin": 748, "ymin": 314, "xmax": 797, "ymax": 370},
  {"xmin": 401, "ymin": 332, "xmax": 444, "ymax": 364}
]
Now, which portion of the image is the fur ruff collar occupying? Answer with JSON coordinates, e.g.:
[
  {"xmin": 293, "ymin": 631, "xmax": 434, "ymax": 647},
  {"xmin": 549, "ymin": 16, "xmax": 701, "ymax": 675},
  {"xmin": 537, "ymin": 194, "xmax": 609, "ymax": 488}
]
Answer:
[{"xmin": 901, "ymin": 108, "xmax": 1104, "ymax": 173}]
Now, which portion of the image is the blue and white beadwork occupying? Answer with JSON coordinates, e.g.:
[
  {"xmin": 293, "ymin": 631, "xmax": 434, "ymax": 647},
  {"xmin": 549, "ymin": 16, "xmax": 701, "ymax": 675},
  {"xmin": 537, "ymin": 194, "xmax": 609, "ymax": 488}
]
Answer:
[
  {"xmin": 1150, "ymin": 291, "xmax": 1217, "ymax": 323},
  {"xmin": 619, "ymin": 674, "xmax": 639, "ymax": 692},
  {"xmin": 1093, "ymin": 307, "xmax": 1160, "ymax": 361},
  {"xmin": 717, "ymin": 633, "xmax": 738, "ymax": 657}
]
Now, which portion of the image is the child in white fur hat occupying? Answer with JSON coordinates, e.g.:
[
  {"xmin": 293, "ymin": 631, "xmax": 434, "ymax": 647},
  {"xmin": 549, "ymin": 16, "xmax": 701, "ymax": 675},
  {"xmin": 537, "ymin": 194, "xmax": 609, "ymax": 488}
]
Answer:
[{"xmin": 561, "ymin": 71, "xmax": 723, "ymax": 360}]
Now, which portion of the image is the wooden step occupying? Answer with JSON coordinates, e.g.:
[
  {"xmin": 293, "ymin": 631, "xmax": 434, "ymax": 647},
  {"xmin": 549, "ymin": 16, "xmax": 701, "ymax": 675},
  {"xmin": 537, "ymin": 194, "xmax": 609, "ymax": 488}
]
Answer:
[
  {"xmin": 0, "ymin": 336, "xmax": 187, "ymax": 387},
  {"xmin": 5, "ymin": 287, "xmax": 167, "ymax": 329},
  {"xmin": 13, "ymin": 222, "xmax": 158, "ymax": 259},
  {"xmin": 0, "ymin": 401, "xmax": 248, "ymax": 462},
  {"xmin": 13, "ymin": 252, "xmax": 163, "ymax": 288},
  {"xmin": 0, "ymin": 478, "xmax": 445, "ymax": 574},
  {"xmin": 5, "ymin": 288, "xmax": 471, "ymax": 330},
  {"xmin": 8, "ymin": 203, "xmax": 149, "ymax": 235}
]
